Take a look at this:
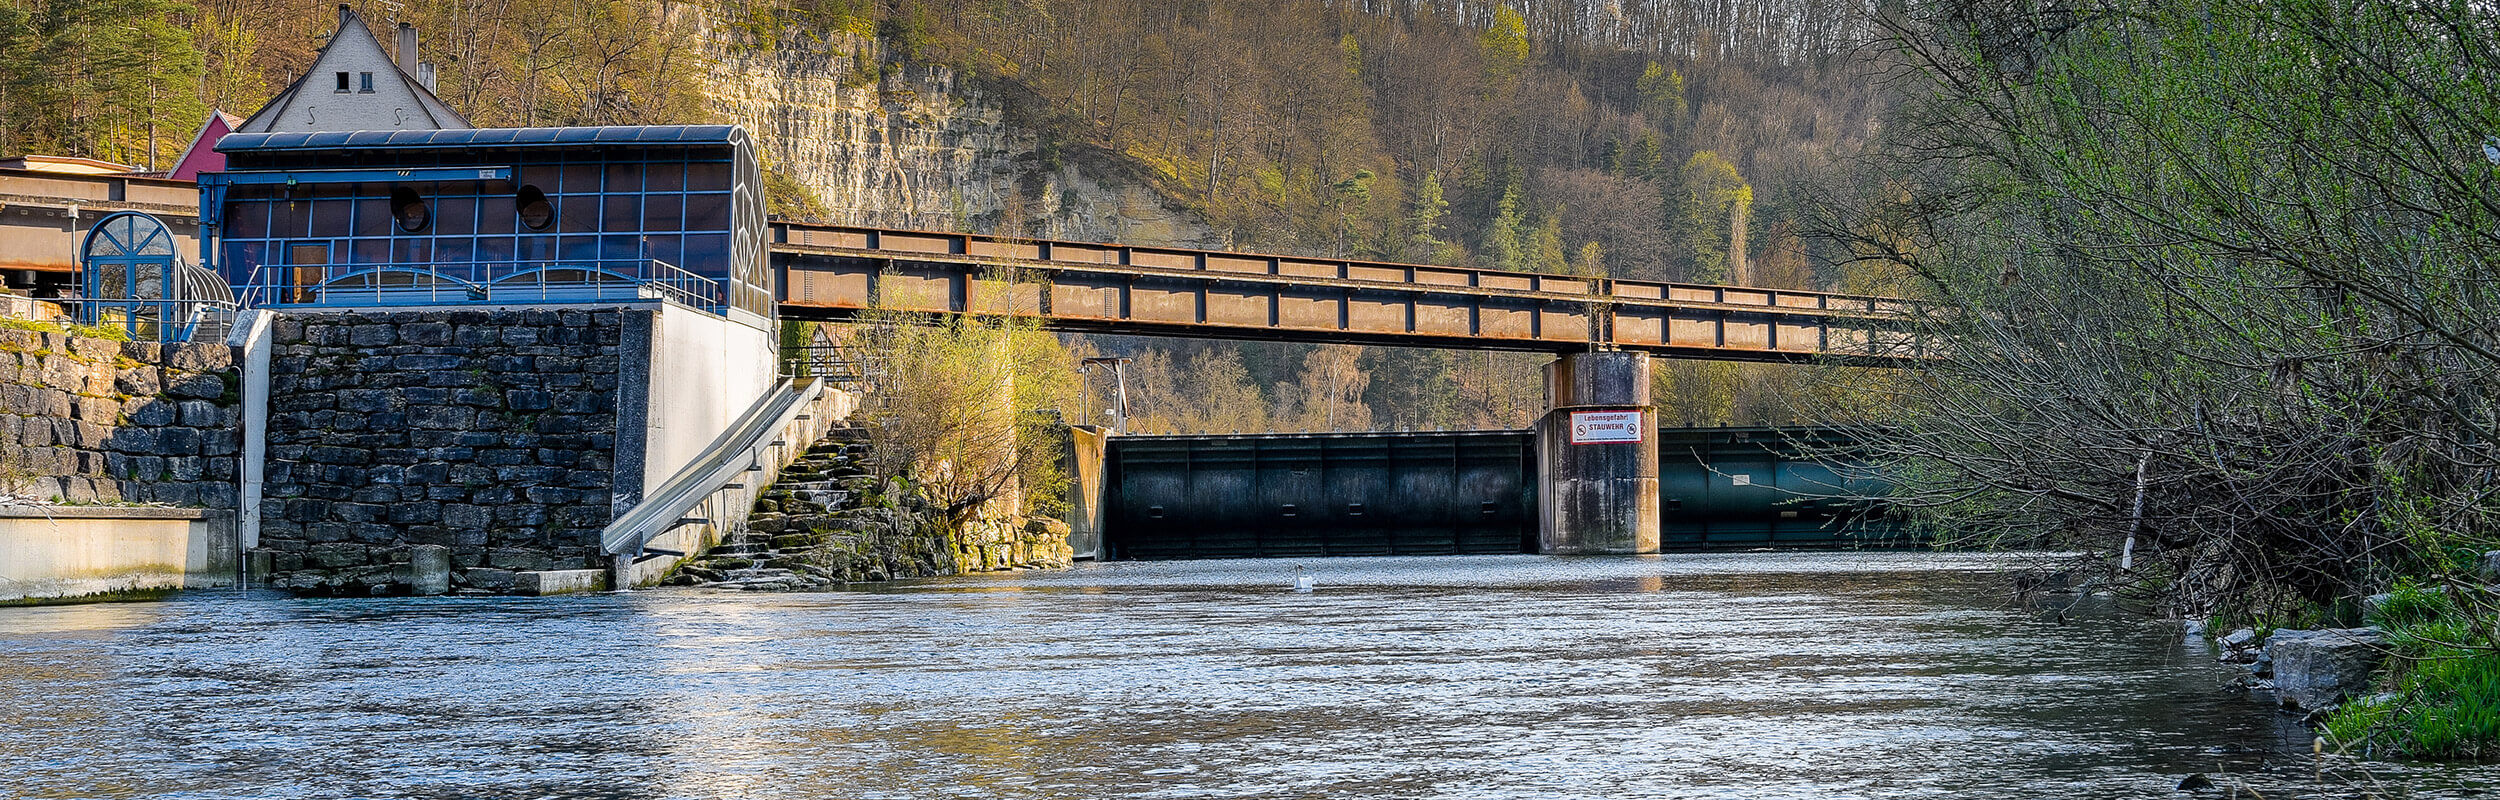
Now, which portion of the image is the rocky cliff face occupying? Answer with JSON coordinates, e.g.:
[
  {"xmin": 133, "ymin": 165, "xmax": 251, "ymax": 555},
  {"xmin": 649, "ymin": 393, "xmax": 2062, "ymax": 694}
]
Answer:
[{"xmin": 699, "ymin": 22, "xmax": 1224, "ymax": 248}]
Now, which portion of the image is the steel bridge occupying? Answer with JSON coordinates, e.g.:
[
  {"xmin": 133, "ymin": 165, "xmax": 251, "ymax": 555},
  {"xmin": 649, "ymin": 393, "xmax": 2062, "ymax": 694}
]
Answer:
[{"xmin": 769, "ymin": 223, "xmax": 1925, "ymax": 364}]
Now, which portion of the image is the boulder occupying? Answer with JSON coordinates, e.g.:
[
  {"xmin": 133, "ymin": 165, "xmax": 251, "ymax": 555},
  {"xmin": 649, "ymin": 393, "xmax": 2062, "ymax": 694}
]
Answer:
[
  {"xmin": 2264, "ymin": 627, "xmax": 2388, "ymax": 710},
  {"xmin": 2216, "ymin": 627, "xmax": 2263, "ymax": 664}
]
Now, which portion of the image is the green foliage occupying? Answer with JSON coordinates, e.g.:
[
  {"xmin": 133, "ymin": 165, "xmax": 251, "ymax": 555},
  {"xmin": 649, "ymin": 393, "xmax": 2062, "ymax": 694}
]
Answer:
[
  {"xmin": 1525, "ymin": 214, "xmax": 1566, "ymax": 274},
  {"xmin": 1634, "ymin": 62, "xmax": 1686, "ymax": 129},
  {"xmin": 2324, "ymin": 582, "xmax": 2500, "ymax": 758},
  {"xmin": 1482, "ymin": 182, "xmax": 1527, "ymax": 270},
  {"xmin": 762, "ymin": 165, "xmax": 831, "ymax": 222},
  {"xmin": 0, "ymin": 0, "xmax": 205, "ymax": 165},
  {"xmin": 0, "ymin": 315, "xmax": 128, "ymax": 341},
  {"xmin": 1405, "ymin": 170, "xmax": 1452, "ymax": 263},
  {"xmin": 852, "ymin": 274, "xmax": 1079, "ymax": 523},
  {"xmin": 1828, "ymin": 0, "xmax": 2500, "ymax": 617},
  {"xmin": 1477, "ymin": 8, "xmax": 1529, "ymax": 91},
  {"xmin": 1678, "ymin": 151, "xmax": 1751, "ymax": 284},
  {"xmin": 1570, "ymin": 241, "xmax": 1605, "ymax": 278}
]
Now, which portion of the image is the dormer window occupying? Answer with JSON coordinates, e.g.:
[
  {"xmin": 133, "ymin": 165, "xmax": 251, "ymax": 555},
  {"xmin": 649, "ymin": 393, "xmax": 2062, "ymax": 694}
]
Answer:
[
  {"xmin": 334, "ymin": 71, "xmax": 350, "ymax": 92},
  {"xmin": 358, "ymin": 72, "xmax": 374, "ymax": 93}
]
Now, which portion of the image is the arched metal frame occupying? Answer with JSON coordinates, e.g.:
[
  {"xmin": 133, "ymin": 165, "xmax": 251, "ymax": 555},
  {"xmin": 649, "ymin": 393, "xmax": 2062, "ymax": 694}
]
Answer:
[
  {"xmin": 309, "ymin": 266, "xmax": 487, "ymax": 305},
  {"xmin": 489, "ymin": 266, "xmax": 650, "ymax": 303},
  {"xmin": 77, "ymin": 211, "xmax": 237, "ymax": 342}
]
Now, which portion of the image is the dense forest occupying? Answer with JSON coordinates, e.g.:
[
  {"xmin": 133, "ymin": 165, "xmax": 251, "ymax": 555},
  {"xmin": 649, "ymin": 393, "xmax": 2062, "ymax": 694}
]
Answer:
[{"xmin": 0, "ymin": 0, "xmax": 1898, "ymax": 431}]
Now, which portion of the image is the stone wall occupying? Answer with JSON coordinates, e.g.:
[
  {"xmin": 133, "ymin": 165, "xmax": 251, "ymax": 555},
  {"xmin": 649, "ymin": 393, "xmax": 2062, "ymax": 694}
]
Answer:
[
  {"xmin": 256, "ymin": 308, "xmax": 639, "ymax": 595},
  {"xmin": 0, "ymin": 325, "xmax": 240, "ymax": 508},
  {"xmin": 698, "ymin": 19, "xmax": 1225, "ymax": 249}
]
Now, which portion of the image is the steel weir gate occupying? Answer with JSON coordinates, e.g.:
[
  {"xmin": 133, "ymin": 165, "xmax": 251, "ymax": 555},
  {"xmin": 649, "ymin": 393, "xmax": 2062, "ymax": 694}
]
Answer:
[
  {"xmin": 1103, "ymin": 431, "xmax": 1536, "ymax": 560},
  {"xmin": 1100, "ymin": 427, "xmax": 1909, "ymax": 560}
]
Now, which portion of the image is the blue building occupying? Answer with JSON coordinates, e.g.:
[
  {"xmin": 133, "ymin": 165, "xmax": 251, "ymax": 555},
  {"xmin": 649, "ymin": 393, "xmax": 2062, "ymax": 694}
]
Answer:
[{"xmin": 201, "ymin": 126, "xmax": 771, "ymax": 321}]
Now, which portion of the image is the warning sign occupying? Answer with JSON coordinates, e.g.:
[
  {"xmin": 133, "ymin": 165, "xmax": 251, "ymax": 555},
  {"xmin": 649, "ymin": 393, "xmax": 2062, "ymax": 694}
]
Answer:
[{"xmin": 1568, "ymin": 410, "xmax": 1645, "ymax": 444}]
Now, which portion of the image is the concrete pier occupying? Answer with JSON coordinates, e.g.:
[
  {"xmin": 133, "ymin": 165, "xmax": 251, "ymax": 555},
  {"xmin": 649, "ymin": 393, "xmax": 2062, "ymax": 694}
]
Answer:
[{"xmin": 1534, "ymin": 351, "xmax": 1659, "ymax": 554}]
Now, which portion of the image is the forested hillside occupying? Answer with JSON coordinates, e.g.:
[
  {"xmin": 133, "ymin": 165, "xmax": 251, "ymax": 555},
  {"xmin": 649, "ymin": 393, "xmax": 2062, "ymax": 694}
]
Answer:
[{"xmin": 0, "ymin": 0, "xmax": 1896, "ymax": 430}]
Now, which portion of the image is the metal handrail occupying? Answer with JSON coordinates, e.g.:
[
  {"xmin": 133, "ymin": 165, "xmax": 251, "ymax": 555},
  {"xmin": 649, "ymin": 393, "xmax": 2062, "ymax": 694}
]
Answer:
[
  {"xmin": 235, "ymin": 258, "xmax": 726, "ymax": 313},
  {"xmin": 600, "ymin": 377, "xmax": 824, "ymax": 557}
]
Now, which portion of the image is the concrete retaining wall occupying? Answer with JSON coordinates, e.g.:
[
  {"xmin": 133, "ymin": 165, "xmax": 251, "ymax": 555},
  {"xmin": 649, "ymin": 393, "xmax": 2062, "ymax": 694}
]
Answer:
[
  {"xmin": 639, "ymin": 306, "xmax": 778, "ymax": 498},
  {"xmin": 0, "ymin": 506, "xmax": 236, "ymax": 604}
]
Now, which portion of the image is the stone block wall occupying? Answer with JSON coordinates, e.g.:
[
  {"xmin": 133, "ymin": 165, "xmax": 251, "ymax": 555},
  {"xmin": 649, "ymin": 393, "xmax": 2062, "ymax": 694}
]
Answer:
[
  {"xmin": 256, "ymin": 308, "xmax": 641, "ymax": 595},
  {"xmin": 0, "ymin": 326, "xmax": 240, "ymax": 507}
]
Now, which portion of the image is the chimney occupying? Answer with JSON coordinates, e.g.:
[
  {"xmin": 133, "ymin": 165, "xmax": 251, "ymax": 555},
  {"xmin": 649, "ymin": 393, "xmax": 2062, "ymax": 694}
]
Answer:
[
  {"xmin": 337, "ymin": 4, "xmax": 352, "ymax": 33},
  {"xmin": 397, "ymin": 22, "xmax": 418, "ymax": 76}
]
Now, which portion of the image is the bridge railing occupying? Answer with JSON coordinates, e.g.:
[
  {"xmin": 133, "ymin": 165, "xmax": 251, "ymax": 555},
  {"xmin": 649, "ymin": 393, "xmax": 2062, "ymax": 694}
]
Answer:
[
  {"xmin": 771, "ymin": 222, "xmax": 1935, "ymax": 363},
  {"xmin": 771, "ymin": 222, "xmax": 1922, "ymax": 318}
]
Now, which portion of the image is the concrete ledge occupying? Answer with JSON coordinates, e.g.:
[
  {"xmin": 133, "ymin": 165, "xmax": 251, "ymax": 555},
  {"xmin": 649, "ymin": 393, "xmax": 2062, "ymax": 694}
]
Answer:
[
  {"xmin": 0, "ymin": 507, "xmax": 237, "ymax": 604},
  {"xmin": 0, "ymin": 506, "xmax": 210, "ymax": 520},
  {"xmin": 513, "ymin": 569, "xmax": 609, "ymax": 596}
]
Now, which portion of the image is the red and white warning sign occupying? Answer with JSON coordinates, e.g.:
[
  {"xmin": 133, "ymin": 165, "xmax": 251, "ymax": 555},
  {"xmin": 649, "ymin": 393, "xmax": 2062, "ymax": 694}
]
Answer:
[{"xmin": 1567, "ymin": 410, "xmax": 1645, "ymax": 444}]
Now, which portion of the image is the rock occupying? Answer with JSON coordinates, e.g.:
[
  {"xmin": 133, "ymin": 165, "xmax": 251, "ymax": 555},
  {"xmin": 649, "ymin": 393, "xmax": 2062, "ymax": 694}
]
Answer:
[
  {"xmin": 2362, "ymin": 593, "xmax": 2393, "ymax": 620},
  {"xmin": 2177, "ymin": 773, "xmax": 2213, "ymax": 791},
  {"xmin": 2480, "ymin": 551, "xmax": 2500, "ymax": 581},
  {"xmin": 2264, "ymin": 627, "xmax": 2389, "ymax": 710},
  {"xmin": 463, "ymin": 567, "xmax": 517, "ymax": 591}
]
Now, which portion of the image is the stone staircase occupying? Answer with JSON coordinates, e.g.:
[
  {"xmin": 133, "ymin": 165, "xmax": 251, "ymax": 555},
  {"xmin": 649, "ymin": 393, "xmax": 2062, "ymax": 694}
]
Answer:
[{"xmin": 664, "ymin": 430, "xmax": 955, "ymax": 590}]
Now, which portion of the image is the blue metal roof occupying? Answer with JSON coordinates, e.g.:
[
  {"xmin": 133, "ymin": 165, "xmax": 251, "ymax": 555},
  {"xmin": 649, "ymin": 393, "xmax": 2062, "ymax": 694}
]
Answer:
[{"xmin": 216, "ymin": 125, "xmax": 749, "ymax": 153}]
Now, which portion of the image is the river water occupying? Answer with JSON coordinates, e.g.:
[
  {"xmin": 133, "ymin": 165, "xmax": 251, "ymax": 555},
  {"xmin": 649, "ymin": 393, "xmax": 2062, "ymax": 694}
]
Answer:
[{"xmin": 4, "ymin": 552, "xmax": 2496, "ymax": 799}]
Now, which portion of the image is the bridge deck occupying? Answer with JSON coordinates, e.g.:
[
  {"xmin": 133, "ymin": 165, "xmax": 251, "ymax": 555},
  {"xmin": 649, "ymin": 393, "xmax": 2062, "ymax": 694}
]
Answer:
[{"xmin": 770, "ymin": 223, "xmax": 1925, "ymax": 364}]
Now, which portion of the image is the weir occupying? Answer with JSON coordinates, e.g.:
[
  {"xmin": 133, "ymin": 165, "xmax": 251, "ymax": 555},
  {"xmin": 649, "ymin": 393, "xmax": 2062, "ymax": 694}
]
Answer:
[{"xmin": 1091, "ymin": 420, "xmax": 1902, "ymax": 561}]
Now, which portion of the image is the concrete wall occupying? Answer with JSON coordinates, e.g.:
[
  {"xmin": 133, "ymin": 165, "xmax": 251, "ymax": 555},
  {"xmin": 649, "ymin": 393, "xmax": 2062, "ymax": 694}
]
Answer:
[
  {"xmin": 0, "ymin": 507, "xmax": 235, "ymax": 603},
  {"xmin": 637, "ymin": 306, "xmax": 778, "ymax": 499},
  {"xmin": 0, "ymin": 326, "xmax": 241, "ymax": 507},
  {"xmin": 1535, "ymin": 352, "xmax": 1660, "ymax": 555}
]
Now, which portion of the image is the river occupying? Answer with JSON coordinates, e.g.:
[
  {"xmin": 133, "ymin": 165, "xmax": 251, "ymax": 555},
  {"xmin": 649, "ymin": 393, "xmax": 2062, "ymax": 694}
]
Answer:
[{"xmin": 3, "ymin": 552, "xmax": 2494, "ymax": 798}]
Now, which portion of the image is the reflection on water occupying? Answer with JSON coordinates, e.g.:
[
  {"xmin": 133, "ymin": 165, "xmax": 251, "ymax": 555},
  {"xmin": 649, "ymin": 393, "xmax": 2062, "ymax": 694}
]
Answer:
[{"xmin": 3, "ymin": 552, "xmax": 2495, "ymax": 799}]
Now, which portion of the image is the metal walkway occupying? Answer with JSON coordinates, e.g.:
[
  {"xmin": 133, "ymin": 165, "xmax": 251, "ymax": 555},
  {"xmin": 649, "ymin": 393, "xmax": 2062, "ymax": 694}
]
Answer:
[{"xmin": 771, "ymin": 223, "xmax": 1926, "ymax": 364}]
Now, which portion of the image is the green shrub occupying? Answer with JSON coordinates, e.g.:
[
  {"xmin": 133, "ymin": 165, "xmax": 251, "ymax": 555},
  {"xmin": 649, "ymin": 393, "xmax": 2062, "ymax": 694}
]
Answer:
[{"xmin": 2324, "ymin": 582, "xmax": 2500, "ymax": 759}]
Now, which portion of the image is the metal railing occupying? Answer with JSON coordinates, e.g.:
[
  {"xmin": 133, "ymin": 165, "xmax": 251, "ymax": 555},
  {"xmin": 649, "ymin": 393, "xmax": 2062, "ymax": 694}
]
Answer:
[
  {"xmin": 236, "ymin": 258, "xmax": 725, "ymax": 314},
  {"xmin": 74, "ymin": 294, "xmax": 241, "ymax": 344},
  {"xmin": 779, "ymin": 344, "xmax": 873, "ymax": 387},
  {"xmin": 600, "ymin": 377, "xmax": 826, "ymax": 561}
]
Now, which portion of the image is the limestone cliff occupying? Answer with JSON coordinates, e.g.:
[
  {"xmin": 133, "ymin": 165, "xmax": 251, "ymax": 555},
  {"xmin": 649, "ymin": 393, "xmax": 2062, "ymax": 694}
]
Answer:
[{"xmin": 698, "ymin": 21, "xmax": 1224, "ymax": 249}]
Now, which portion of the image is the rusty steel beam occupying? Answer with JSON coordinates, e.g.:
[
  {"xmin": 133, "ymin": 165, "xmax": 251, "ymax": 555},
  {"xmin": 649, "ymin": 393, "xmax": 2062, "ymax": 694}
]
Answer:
[{"xmin": 768, "ymin": 222, "xmax": 1928, "ymax": 365}]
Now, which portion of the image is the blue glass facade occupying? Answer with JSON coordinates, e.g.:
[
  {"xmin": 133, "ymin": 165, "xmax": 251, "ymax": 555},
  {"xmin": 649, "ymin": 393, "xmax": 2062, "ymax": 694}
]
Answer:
[{"xmin": 204, "ymin": 126, "xmax": 771, "ymax": 318}]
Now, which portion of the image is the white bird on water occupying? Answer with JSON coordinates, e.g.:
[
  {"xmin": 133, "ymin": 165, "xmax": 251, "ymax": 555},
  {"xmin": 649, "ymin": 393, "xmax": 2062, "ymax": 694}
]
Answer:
[{"xmin": 1292, "ymin": 563, "xmax": 1316, "ymax": 593}]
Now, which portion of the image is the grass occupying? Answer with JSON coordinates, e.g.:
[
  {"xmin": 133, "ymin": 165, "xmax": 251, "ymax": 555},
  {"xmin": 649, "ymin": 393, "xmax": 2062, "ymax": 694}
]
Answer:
[
  {"xmin": 0, "ymin": 315, "xmax": 133, "ymax": 342},
  {"xmin": 2322, "ymin": 580, "xmax": 2500, "ymax": 759}
]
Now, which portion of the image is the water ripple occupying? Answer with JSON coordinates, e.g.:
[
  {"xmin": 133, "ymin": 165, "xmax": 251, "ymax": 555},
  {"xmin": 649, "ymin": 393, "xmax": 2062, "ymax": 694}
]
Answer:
[{"xmin": 2, "ymin": 553, "xmax": 2493, "ymax": 798}]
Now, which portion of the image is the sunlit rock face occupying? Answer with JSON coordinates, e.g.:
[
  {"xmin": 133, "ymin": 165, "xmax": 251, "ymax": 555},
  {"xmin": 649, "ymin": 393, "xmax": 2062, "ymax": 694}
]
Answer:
[{"xmin": 700, "ymin": 22, "xmax": 1224, "ymax": 248}]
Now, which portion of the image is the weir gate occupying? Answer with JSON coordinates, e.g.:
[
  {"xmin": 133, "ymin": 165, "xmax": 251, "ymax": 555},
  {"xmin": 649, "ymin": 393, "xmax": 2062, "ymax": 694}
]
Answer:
[{"xmin": 1095, "ymin": 426, "xmax": 1904, "ymax": 561}]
